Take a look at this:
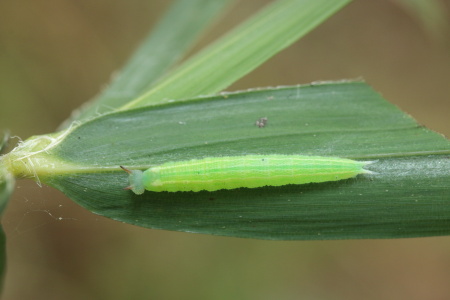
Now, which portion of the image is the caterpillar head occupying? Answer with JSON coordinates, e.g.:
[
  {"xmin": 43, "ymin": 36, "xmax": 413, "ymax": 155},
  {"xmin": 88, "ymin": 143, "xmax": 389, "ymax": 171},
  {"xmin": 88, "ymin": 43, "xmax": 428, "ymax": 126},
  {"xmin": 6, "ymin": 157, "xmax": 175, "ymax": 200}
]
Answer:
[{"xmin": 120, "ymin": 166, "xmax": 145, "ymax": 195}]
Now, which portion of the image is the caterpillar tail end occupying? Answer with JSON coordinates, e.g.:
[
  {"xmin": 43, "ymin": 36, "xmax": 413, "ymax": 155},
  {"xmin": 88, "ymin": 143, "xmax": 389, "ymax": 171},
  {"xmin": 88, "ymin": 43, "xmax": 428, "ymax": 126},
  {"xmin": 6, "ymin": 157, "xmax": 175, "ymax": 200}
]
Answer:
[{"xmin": 361, "ymin": 160, "xmax": 378, "ymax": 175}]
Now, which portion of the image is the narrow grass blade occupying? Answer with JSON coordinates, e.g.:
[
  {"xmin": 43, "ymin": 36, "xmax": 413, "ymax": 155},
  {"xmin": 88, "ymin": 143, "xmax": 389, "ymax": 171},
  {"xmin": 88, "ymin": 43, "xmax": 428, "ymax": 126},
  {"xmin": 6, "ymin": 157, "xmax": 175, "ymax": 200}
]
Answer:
[
  {"xmin": 0, "ymin": 133, "xmax": 15, "ymax": 290},
  {"xmin": 395, "ymin": 0, "xmax": 449, "ymax": 39},
  {"xmin": 0, "ymin": 131, "xmax": 9, "ymax": 154},
  {"xmin": 119, "ymin": 0, "xmax": 352, "ymax": 110},
  {"xmin": 62, "ymin": 0, "xmax": 235, "ymax": 127}
]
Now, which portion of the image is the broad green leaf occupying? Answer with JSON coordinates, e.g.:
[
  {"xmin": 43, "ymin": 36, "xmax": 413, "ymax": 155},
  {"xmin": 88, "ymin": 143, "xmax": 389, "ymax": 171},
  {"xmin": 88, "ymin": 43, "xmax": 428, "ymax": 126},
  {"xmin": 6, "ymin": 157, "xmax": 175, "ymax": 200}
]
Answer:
[
  {"xmin": 62, "ymin": 0, "xmax": 235, "ymax": 127},
  {"xmin": 120, "ymin": 0, "xmax": 351, "ymax": 110},
  {"xmin": 6, "ymin": 82, "xmax": 449, "ymax": 240}
]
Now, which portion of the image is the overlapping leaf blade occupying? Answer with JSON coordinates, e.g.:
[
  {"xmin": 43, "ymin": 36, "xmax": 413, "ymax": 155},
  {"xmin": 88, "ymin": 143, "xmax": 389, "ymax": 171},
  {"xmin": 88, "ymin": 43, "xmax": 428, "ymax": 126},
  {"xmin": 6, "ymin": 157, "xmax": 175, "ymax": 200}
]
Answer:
[
  {"xmin": 63, "ymin": 0, "xmax": 235, "ymax": 127},
  {"xmin": 120, "ymin": 0, "xmax": 351, "ymax": 110}
]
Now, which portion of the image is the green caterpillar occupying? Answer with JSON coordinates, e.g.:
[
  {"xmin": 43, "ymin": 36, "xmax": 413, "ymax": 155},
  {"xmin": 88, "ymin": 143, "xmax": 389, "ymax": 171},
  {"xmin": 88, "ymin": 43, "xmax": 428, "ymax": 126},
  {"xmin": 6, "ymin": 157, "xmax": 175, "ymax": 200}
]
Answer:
[{"xmin": 121, "ymin": 155, "xmax": 373, "ymax": 195}]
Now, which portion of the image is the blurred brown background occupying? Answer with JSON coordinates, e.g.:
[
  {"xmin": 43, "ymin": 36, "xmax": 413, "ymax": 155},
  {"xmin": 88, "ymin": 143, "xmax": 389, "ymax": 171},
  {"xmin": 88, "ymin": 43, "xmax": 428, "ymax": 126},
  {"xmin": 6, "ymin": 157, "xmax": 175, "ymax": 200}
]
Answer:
[{"xmin": 1, "ymin": 0, "xmax": 449, "ymax": 299}]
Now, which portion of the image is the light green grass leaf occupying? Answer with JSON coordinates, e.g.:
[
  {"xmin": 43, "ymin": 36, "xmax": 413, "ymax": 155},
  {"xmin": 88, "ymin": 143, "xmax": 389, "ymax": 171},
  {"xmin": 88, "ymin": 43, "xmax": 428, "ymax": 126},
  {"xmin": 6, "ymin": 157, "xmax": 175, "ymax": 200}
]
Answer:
[
  {"xmin": 62, "ymin": 0, "xmax": 235, "ymax": 127},
  {"xmin": 119, "ymin": 0, "xmax": 351, "ymax": 110}
]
